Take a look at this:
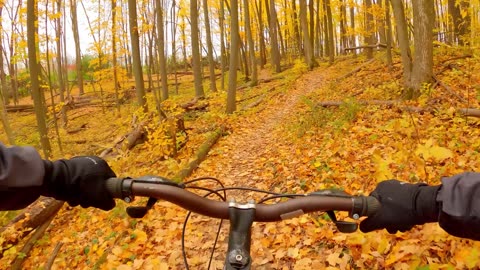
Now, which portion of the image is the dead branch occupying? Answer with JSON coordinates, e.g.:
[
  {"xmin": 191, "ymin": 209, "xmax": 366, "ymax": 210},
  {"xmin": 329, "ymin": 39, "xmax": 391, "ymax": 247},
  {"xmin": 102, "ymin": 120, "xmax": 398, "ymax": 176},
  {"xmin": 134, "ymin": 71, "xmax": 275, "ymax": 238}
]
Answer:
[
  {"xmin": 10, "ymin": 211, "xmax": 58, "ymax": 269},
  {"xmin": 335, "ymin": 59, "xmax": 376, "ymax": 82},
  {"xmin": 0, "ymin": 198, "xmax": 64, "ymax": 259},
  {"xmin": 174, "ymin": 126, "xmax": 226, "ymax": 181},
  {"xmin": 344, "ymin": 43, "xmax": 387, "ymax": 51},
  {"xmin": 432, "ymin": 75, "xmax": 467, "ymax": 103},
  {"xmin": 317, "ymin": 100, "xmax": 480, "ymax": 118},
  {"xmin": 458, "ymin": 108, "xmax": 480, "ymax": 118},
  {"xmin": 44, "ymin": 242, "xmax": 63, "ymax": 270}
]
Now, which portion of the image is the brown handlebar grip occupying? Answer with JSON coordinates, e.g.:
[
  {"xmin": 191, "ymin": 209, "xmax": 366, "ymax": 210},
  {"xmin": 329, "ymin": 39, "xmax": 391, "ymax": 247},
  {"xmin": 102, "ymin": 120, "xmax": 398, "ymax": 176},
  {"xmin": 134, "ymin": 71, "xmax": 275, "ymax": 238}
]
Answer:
[
  {"xmin": 105, "ymin": 178, "xmax": 124, "ymax": 199},
  {"xmin": 364, "ymin": 196, "xmax": 381, "ymax": 217}
]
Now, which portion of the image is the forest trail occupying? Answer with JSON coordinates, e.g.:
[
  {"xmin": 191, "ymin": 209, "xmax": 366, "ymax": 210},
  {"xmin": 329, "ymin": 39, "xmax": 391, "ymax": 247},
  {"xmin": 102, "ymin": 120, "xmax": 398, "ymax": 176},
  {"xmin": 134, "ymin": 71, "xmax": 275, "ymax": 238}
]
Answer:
[
  {"xmin": 196, "ymin": 69, "xmax": 325, "ymax": 188},
  {"xmin": 167, "ymin": 69, "xmax": 330, "ymax": 269}
]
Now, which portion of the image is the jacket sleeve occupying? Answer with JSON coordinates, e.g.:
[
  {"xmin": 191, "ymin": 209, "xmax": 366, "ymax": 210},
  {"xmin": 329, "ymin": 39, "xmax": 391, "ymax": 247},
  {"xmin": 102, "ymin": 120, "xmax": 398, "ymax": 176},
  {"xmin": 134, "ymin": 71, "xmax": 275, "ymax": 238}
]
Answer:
[
  {"xmin": 0, "ymin": 143, "xmax": 45, "ymax": 210},
  {"xmin": 436, "ymin": 172, "xmax": 480, "ymax": 240}
]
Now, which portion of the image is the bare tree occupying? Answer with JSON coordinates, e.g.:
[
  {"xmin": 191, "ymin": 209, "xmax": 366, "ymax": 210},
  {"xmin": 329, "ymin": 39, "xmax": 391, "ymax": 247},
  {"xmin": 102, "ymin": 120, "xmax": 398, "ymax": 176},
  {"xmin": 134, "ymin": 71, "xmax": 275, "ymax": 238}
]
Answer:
[
  {"xmin": 27, "ymin": 0, "xmax": 51, "ymax": 157},
  {"xmin": 244, "ymin": 0, "xmax": 258, "ymax": 86},
  {"xmin": 202, "ymin": 0, "xmax": 217, "ymax": 92},
  {"xmin": 191, "ymin": 0, "xmax": 205, "ymax": 98},
  {"xmin": 226, "ymin": 0, "xmax": 240, "ymax": 114},
  {"xmin": 128, "ymin": 0, "xmax": 148, "ymax": 111},
  {"xmin": 69, "ymin": 0, "xmax": 84, "ymax": 95}
]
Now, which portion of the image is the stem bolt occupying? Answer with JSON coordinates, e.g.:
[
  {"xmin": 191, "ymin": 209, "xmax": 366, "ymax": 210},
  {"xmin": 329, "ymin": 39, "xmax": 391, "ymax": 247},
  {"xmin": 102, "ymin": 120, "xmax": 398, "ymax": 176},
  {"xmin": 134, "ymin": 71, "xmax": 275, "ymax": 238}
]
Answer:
[
  {"xmin": 352, "ymin": 213, "xmax": 360, "ymax": 220},
  {"xmin": 235, "ymin": 255, "xmax": 243, "ymax": 261}
]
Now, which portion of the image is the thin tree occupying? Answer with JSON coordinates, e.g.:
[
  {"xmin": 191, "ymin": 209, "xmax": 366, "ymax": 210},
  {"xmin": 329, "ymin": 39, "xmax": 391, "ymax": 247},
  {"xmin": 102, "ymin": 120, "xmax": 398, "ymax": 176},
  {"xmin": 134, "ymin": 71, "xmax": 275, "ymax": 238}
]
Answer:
[
  {"xmin": 190, "ymin": 0, "xmax": 205, "ymax": 98},
  {"xmin": 202, "ymin": 0, "xmax": 217, "ymax": 92},
  {"xmin": 69, "ymin": 0, "xmax": 84, "ymax": 95},
  {"xmin": 27, "ymin": 0, "xmax": 51, "ymax": 158},
  {"xmin": 300, "ymin": 0, "xmax": 318, "ymax": 69},
  {"xmin": 156, "ymin": 0, "xmax": 169, "ymax": 100},
  {"xmin": 55, "ymin": 0, "xmax": 67, "ymax": 126},
  {"xmin": 0, "ymin": 6, "xmax": 14, "ymax": 144},
  {"xmin": 324, "ymin": 0, "xmax": 335, "ymax": 64},
  {"xmin": 219, "ymin": 0, "xmax": 226, "ymax": 90},
  {"xmin": 364, "ymin": 0, "xmax": 374, "ymax": 59},
  {"xmin": 128, "ymin": 0, "xmax": 148, "ymax": 111},
  {"xmin": 244, "ymin": 0, "xmax": 258, "ymax": 86},
  {"xmin": 111, "ymin": 0, "xmax": 121, "ymax": 114},
  {"xmin": 268, "ymin": 0, "xmax": 281, "ymax": 72},
  {"xmin": 226, "ymin": 0, "xmax": 240, "ymax": 114}
]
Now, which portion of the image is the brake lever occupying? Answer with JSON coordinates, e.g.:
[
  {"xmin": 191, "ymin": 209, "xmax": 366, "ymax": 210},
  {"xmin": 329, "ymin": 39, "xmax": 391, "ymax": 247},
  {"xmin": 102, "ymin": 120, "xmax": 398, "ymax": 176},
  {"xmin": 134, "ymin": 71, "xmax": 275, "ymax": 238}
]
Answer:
[
  {"xmin": 311, "ymin": 189, "xmax": 358, "ymax": 233},
  {"xmin": 122, "ymin": 175, "xmax": 184, "ymax": 219}
]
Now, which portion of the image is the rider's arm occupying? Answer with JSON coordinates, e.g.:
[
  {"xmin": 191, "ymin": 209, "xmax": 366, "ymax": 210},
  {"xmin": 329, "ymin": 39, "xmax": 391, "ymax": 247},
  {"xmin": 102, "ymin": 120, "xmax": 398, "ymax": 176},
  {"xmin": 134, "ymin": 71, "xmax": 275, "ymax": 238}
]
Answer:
[
  {"xmin": 360, "ymin": 172, "xmax": 480, "ymax": 241},
  {"xmin": 0, "ymin": 143, "xmax": 46, "ymax": 209},
  {"xmin": 437, "ymin": 172, "xmax": 480, "ymax": 240},
  {"xmin": 0, "ymin": 142, "xmax": 117, "ymax": 211}
]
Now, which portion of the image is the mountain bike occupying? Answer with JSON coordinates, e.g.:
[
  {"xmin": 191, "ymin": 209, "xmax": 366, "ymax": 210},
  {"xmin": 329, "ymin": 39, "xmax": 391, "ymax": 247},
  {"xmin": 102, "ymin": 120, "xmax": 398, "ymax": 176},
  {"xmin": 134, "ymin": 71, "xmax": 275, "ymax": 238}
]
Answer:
[{"xmin": 106, "ymin": 176, "xmax": 380, "ymax": 270}]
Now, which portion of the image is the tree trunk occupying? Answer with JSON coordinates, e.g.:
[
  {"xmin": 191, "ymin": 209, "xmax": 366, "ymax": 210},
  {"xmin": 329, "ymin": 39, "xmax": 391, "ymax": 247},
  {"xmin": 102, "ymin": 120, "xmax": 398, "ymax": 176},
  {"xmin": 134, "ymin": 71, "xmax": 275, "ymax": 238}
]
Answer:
[
  {"xmin": 27, "ymin": 0, "xmax": 51, "ymax": 158},
  {"xmin": 220, "ymin": 0, "xmax": 226, "ymax": 90},
  {"xmin": 111, "ymin": 0, "xmax": 121, "ymax": 114},
  {"xmin": 0, "ymin": 7, "xmax": 15, "ymax": 144},
  {"xmin": 255, "ymin": 0, "xmax": 267, "ymax": 68},
  {"xmin": 385, "ymin": 0, "xmax": 393, "ymax": 69},
  {"xmin": 390, "ymin": 0, "xmax": 413, "ymax": 87},
  {"xmin": 70, "ymin": 0, "xmax": 84, "ymax": 95},
  {"xmin": 244, "ymin": 0, "xmax": 258, "ymax": 86},
  {"xmin": 202, "ymin": 0, "xmax": 218, "ymax": 92},
  {"xmin": 156, "ymin": 0, "xmax": 169, "ymax": 100},
  {"xmin": 226, "ymin": 0, "xmax": 240, "ymax": 114},
  {"xmin": 364, "ymin": 0, "xmax": 374, "ymax": 59},
  {"xmin": 56, "ymin": 0, "xmax": 67, "ymax": 126},
  {"xmin": 448, "ymin": 0, "xmax": 470, "ymax": 45},
  {"xmin": 128, "ymin": 0, "xmax": 148, "ymax": 111},
  {"xmin": 190, "ymin": 0, "xmax": 205, "ymax": 98},
  {"xmin": 268, "ymin": 0, "xmax": 282, "ymax": 72},
  {"xmin": 300, "ymin": 0, "xmax": 318, "ymax": 69},
  {"xmin": 408, "ymin": 0, "xmax": 434, "ymax": 97},
  {"xmin": 324, "ymin": 0, "xmax": 335, "ymax": 64}
]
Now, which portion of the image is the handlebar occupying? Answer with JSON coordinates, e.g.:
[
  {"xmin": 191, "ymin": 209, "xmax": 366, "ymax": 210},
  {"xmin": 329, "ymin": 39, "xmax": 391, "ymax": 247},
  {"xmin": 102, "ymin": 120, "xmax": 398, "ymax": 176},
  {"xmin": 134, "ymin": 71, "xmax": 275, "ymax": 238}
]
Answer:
[{"xmin": 105, "ymin": 177, "xmax": 380, "ymax": 222}]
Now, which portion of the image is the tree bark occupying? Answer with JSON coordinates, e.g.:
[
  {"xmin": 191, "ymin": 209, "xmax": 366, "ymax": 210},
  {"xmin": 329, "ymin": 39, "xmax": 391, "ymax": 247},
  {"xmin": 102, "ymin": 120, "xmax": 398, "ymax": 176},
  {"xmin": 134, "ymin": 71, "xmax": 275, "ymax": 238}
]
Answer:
[
  {"xmin": 70, "ymin": 0, "xmax": 84, "ymax": 95},
  {"xmin": 190, "ymin": 0, "xmax": 205, "ymax": 98},
  {"xmin": 244, "ymin": 0, "xmax": 258, "ymax": 86},
  {"xmin": 268, "ymin": 0, "xmax": 282, "ymax": 72},
  {"xmin": 156, "ymin": 0, "xmax": 169, "ymax": 100},
  {"xmin": 300, "ymin": 0, "xmax": 318, "ymax": 69},
  {"xmin": 202, "ymin": 0, "xmax": 218, "ymax": 92},
  {"xmin": 128, "ymin": 0, "xmax": 148, "ymax": 111},
  {"xmin": 27, "ymin": 0, "xmax": 51, "ymax": 158},
  {"xmin": 363, "ymin": 0, "xmax": 374, "ymax": 59},
  {"xmin": 226, "ymin": 0, "xmax": 240, "ymax": 114}
]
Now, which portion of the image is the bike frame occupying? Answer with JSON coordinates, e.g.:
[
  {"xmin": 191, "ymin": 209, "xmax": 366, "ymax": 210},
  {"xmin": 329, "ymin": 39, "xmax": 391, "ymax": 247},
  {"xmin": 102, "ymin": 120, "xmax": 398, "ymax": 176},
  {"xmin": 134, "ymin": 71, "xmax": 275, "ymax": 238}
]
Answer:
[{"xmin": 224, "ymin": 200, "xmax": 256, "ymax": 270}]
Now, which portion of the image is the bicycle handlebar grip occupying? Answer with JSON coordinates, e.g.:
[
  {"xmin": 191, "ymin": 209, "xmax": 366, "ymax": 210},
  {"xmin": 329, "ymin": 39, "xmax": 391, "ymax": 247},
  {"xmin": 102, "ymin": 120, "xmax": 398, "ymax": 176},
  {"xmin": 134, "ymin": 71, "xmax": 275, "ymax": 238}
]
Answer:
[
  {"xmin": 363, "ymin": 196, "xmax": 381, "ymax": 216},
  {"xmin": 353, "ymin": 196, "xmax": 381, "ymax": 217},
  {"xmin": 105, "ymin": 178, "xmax": 124, "ymax": 199}
]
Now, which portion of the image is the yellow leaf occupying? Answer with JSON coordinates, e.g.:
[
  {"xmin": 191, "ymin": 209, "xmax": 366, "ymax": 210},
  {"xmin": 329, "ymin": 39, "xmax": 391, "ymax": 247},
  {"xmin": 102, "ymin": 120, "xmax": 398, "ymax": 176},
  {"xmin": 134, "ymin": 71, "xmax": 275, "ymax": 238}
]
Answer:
[
  {"xmin": 287, "ymin": 247, "xmax": 299, "ymax": 259},
  {"xmin": 415, "ymin": 139, "xmax": 453, "ymax": 162}
]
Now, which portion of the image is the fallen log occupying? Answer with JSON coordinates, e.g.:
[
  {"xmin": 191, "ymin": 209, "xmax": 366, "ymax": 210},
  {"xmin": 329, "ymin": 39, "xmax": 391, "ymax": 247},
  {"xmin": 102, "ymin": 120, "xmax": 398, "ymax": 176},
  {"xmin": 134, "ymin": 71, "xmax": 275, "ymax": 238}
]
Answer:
[
  {"xmin": 335, "ymin": 58, "xmax": 376, "ymax": 82},
  {"xmin": 0, "ymin": 198, "xmax": 64, "ymax": 259},
  {"xmin": 317, "ymin": 100, "xmax": 480, "ymax": 118},
  {"xmin": 432, "ymin": 74, "xmax": 467, "ymax": 103},
  {"xmin": 174, "ymin": 126, "xmax": 226, "ymax": 181},
  {"xmin": 44, "ymin": 242, "xmax": 63, "ymax": 270},
  {"xmin": 344, "ymin": 43, "xmax": 387, "ymax": 51},
  {"xmin": 10, "ymin": 211, "xmax": 58, "ymax": 269}
]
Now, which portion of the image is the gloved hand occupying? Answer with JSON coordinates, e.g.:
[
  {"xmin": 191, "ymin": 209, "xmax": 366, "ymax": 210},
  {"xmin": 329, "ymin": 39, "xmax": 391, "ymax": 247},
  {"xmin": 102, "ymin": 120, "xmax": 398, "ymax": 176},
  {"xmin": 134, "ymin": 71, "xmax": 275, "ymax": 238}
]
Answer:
[
  {"xmin": 42, "ymin": 156, "xmax": 116, "ymax": 211},
  {"xmin": 360, "ymin": 180, "xmax": 441, "ymax": 234}
]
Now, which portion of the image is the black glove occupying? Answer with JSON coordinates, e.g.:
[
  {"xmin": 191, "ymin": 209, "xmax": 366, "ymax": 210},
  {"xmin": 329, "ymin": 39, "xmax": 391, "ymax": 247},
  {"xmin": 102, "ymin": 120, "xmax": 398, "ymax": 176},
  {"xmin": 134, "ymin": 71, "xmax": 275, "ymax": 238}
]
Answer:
[
  {"xmin": 42, "ymin": 156, "xmax": 116, "ymax": 211},
  {"xmin": 360, "ymin": 180, "xmax": 441, "ymax": 234}
]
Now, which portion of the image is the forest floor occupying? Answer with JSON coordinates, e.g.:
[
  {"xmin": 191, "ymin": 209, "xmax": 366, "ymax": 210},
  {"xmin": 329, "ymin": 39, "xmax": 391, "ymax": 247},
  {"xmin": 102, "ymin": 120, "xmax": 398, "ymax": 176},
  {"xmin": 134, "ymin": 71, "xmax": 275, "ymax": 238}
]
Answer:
[{"xmin": 1, "ymin": 50, "xmax": 480, "ymax": 269}]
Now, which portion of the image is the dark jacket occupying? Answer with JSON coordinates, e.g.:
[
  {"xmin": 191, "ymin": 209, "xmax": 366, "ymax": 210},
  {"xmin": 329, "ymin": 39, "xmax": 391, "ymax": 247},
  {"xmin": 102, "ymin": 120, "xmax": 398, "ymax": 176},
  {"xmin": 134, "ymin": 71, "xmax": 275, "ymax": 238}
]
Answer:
[{"xmin": 0, "ymin": 143, "xmax": 46, "ymax": 210}]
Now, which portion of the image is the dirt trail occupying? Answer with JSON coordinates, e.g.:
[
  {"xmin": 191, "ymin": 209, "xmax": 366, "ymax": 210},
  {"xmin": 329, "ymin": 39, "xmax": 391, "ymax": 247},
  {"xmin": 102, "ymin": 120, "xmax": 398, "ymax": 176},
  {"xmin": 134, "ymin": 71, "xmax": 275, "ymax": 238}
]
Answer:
[
  {"xmin": 175, "ymin": 69, "xmax": 327, "ymax": 269},
  {"xmin": 195, "ymin": 70, "xmax": 325, "ymax": 188}
]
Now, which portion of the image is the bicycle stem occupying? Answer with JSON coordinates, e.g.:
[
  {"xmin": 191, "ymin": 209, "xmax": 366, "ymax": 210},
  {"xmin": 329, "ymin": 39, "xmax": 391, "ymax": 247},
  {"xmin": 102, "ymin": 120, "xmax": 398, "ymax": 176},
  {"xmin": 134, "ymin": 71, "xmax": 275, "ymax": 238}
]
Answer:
[{"xmin": 224, "ymin": 200, "xmax": 256, "ymax": 270}]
